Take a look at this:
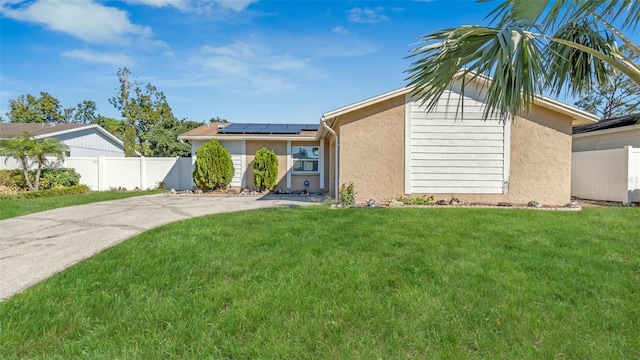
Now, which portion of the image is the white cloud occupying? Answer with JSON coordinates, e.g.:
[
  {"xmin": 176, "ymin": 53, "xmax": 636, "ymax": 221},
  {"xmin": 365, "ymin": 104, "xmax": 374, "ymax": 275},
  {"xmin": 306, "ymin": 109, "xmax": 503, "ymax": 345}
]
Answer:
[
  {"xmin": 331, "ymin": 25, "xmax": 348, "ymax": 35},
  {"xmin": 202, "ymin": 43, "xmax": 255, "ymax": 58},
  {"xmin": 124, "ymin": 0, "xmax": 190, "ymax": 10},
  {"xmin": 214, "ymin": 0, "xmax": 258, "ymax": 12},
  {"xmin": 61, "ymin": 49, "xmax": 136, "ymax": 66},
  {"xmin": 0, "ymin": 0, "xmax": 151, "ymax": 44},
  {"xmin": 191, "ymin": 41, "xmax": 314, "ymax": 93},
  {"xmin": 347, "ymin": 7, "xmax": 390, "ymax": 24}
]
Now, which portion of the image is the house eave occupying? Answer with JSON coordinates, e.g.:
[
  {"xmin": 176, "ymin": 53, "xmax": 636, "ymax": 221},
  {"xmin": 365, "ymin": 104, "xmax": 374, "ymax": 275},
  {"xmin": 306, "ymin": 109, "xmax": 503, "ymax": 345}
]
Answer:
[
  {"xmin": 572, "ymin": 124, "xmax": 640, "ymax": 138},
  {"xmin": 533, "ymin": 96, "xmax": 599, "ymax": 126},
  {"xmin": 32, "ymin": 124, "xmax": 126, "ymax": 148},
  {"xmin": 321, "ymin": 87, "xmax": 412, "ymax": 121},
  {"xmin": 178, "ymin": 135, "xmax": 318, "ymax": 142},
  {"xmin": 317, "ymin": 72, "xmax": 598, "ymax": 134}
]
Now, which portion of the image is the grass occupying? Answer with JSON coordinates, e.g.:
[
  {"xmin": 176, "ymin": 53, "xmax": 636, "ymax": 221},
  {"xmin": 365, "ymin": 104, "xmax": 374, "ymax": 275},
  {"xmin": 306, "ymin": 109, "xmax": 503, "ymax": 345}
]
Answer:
[
  {"xmin": 0, "ymin": 189, "xmax": 165, "ymax": 220},
  {"xmin": 1, "ymin": 206, "xmax": 639, "ymax": 359}
]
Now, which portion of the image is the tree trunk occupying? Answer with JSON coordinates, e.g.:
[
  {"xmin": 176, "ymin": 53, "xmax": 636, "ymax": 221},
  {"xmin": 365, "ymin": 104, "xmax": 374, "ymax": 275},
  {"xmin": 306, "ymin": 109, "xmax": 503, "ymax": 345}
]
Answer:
[
  {"xmin": 34, "ymin": 165, "xmax": 42, "ymax": 191},
  {"xmin": 19, "ymin": 157, "xmax": 36, "ymax": 191}
]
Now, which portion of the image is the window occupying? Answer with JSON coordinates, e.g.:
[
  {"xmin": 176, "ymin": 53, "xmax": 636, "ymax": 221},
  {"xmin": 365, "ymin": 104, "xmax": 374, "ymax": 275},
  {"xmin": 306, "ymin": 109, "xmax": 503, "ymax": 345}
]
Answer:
[{"xmin": 292, "ymin": 145, "xmax": 319, "ymax": 173}]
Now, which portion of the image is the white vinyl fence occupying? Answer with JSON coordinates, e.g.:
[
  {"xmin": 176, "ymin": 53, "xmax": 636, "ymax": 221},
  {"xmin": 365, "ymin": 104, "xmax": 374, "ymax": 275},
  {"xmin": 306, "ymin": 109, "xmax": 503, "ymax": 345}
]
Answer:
[
  {"xmin": 572, "ymin": 146, "xmax": 640, "ymax": 204},
  {"xmin": 1, "ymin": 156, "xmax": 194, "ymax": 191}
]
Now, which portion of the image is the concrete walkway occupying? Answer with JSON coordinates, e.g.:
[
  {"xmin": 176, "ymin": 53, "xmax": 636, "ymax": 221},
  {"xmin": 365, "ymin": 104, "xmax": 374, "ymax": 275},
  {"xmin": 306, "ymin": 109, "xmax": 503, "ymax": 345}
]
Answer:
[{"xmin": 0, "ymin": 194, "xmax": 321, "ymax": 302}]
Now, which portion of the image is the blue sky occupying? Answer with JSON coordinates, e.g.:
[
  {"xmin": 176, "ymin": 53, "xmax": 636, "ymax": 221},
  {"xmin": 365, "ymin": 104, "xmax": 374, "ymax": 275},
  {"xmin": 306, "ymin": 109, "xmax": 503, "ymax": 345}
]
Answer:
[{"xmin": 0, "ymin": 0, "xmax": 626, "ymax": 124}]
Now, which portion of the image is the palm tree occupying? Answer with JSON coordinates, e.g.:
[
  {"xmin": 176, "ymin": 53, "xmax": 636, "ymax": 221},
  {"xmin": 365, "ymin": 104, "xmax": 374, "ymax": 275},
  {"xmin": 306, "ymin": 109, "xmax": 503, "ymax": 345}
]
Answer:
[
  {"xmin": 406, "ymin": 0, "xmax": 640, "ymax": 120},
  {"xmin": 0, "ymin": 132, "xmax": 68, "ymax": 191}
]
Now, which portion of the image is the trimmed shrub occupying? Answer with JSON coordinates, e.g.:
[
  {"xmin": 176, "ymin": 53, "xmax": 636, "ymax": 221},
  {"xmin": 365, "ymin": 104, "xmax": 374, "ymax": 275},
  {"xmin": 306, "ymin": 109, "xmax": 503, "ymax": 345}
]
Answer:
[
  {"xmin": 253, "ymin": 147, "xmax": 278, "ymax": 191},
  {"xmin": 193, "ymin": 139, "xmax": 235, "ymax": 190}
]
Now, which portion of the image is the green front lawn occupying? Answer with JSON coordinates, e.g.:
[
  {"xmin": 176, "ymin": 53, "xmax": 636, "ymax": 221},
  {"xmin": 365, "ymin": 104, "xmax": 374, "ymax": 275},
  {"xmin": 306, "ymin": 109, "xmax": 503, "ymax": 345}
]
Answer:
[
  {"xmin": 0, "ymin": 189, "xmax": 165, "ymax": 220},
  {"xmin": 1, "ymin": 207, "xmax": 638, "ymax": 359}
]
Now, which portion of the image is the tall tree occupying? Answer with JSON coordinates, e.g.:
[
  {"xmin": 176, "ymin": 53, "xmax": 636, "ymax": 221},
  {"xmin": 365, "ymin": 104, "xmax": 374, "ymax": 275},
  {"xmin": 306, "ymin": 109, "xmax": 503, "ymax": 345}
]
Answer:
[
  {"xmin": 0, "ymin": 133, "xmax": 68, "ymax": 191},
  {"xmin": 73, "ymin": 100, "xmax": 99, "ymax": 124},
  {"xmin": 7, "ymin": 93, "xmax": 67, "ymax": 123},
  {"xmin": 148, "ymin": 118, "xmax": 203, "ymax": 157},
  {"xmin": 406, "ymin": 0, "xmax": 639, "ymax": 121},
  {"xmin": 93, "ymin": 116, "xmax": 125, "ymax": 140},
  {"xmin": 575, "ymin": 46, "xmax": 640, "ymax": 119},
  {"xmin": 109, "ymin": 67, "xmax": 183, "ymax": 157},
  {"xmin": 6, "ymin": 93, "xmax": 97, "ymax": 124}
]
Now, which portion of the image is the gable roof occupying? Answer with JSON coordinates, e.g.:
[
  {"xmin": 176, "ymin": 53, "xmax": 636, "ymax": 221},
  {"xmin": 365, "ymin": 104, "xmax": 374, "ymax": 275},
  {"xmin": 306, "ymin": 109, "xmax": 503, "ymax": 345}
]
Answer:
[
  {"xmin": 0, "ymin": 123, "xmax": 88, "ymax": 138},
  {"xmin": 573, "ymin": 113, "xmax": 640, "ymax": 135},
  {"xmin": 0, "ymin": 123, "xmax": 125, "ymax": 148},
  {"xmin": 319, "ymin": 73, "xmax": 598, "ymax": 134}
]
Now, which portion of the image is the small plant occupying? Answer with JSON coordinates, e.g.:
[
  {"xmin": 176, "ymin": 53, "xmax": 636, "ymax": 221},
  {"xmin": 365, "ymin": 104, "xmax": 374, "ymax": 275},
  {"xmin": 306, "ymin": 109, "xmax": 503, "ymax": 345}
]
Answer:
[
  {"xmin": 0, "ymin": 169, "xmax": 26, "ymax": 189},
  {"xmin": 253, "ymin": 148, "xmax": 279, "ymax": 191},
  {"xmin": 192, "ymin": 139, "xmax": 235, "ymax": 190},
  {"xmin": 339, "ymin": 182, "xmax": 356, "ymax": 205},
  {"xmin": 397, "ymin": 195, "xmax": 435, "ymax": 205},
  {"xmin": 0, "ymin": 184, "xmax": 91, "ymax": 199}
]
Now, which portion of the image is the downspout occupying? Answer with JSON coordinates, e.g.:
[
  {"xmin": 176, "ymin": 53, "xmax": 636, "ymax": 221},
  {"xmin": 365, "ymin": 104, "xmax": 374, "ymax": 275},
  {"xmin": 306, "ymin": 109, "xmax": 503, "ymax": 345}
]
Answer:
[{"xmin": 321, "ymin": 116, "xmax": 339, "ymax": 200}]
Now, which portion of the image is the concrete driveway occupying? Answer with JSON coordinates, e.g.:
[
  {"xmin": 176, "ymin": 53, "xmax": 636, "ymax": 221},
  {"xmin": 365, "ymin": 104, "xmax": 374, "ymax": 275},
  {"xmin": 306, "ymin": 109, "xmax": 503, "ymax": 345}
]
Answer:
[{"xmin": 0, "ymin": 194, "xmax": 321, "ymax": 302}]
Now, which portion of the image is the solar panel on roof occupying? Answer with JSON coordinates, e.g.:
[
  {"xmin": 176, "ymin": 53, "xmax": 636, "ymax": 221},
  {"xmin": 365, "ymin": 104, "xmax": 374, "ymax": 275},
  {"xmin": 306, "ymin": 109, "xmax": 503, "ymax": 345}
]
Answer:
[{"xmin": 218, "ymin": 123, "xmax": 317, "ymax": 134}]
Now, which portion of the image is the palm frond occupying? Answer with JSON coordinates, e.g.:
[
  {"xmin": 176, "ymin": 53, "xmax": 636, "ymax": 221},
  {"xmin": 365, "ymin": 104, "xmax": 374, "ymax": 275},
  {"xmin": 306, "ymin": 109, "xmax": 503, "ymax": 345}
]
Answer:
[
  {"xmin": 545, "ymin": 19, "xmax": 617, "ymax": 96},
  {"xmin": 406, "ymin": 22, "xmax": 547, "ymax": 120}
]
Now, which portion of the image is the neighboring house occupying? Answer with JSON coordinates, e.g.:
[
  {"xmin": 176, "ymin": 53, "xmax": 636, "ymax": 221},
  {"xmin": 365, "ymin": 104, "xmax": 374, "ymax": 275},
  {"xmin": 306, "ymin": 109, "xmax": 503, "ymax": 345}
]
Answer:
[
  {"xmin": 0, "ymin": 123, "xmax": 126, "ymax": 157},
  {"xmin": 572, "ymin": 113, "xmax": 640, "ymax": 152},
  {"xmin": 180, "ymin": 76, "xmax": 598, "ymax": 205}
]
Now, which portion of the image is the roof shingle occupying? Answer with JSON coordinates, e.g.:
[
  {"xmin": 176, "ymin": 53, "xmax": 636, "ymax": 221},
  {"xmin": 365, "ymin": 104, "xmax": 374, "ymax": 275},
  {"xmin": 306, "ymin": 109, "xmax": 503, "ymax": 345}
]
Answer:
[
  {"xmin": 573, "ymin": 113, "xmax": 639, "ymax": 135},
  {"xmin": 0, "ymin": 123, "xmax": 92, "ymax": 138}
]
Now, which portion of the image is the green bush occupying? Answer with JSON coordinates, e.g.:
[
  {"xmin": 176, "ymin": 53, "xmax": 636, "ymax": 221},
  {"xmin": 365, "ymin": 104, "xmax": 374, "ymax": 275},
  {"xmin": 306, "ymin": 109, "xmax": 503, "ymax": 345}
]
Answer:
[
  {"xmin": 0, "ymin": 169, "xmax": 26, "ymax": 189},
  {"xmin": 38, "ymin": 168, "xmax": 81, "ymax": 190},
  {"xmin": 192, "ymin": 139, "xmax": 235, "ymax": 190},
  {"xmin": 0, "ymin": 168, "xmax": 80, "ymax": 190},
  {"xmin": 0, "ymin": 184, "xmax": 91, "ymax": 199},
  {"xmin": 253, "ymin": 147, "xmax": 278, "ymax": 191},
  {"xmin": 339, "ymin": 182, "xmax": 356, "ymax": 205}
]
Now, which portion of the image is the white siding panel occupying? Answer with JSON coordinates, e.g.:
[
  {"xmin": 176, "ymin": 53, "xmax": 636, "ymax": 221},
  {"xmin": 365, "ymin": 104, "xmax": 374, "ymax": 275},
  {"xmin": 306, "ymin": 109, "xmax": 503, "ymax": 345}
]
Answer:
[
  {"xmin": 411, "ymin": 187, "xmax": 503, "ymax": 194},
  {"xmin": 56, "ymin": 129, "xmax": 124, "ymax": 157},
  {"xmin": 409, "ymin": 88, "xmax": 508, "ymax": 195},
  {"xmin": 411, "ymin": 112, "xmax": 497, "ymax": 121},
  {"xmin": 412, "ymin": 159, "xmax": 504, "ymax": 168},
  {"xmin": 420, "ymin": 126, "xmax": 504, "ymax": 134},
  {"xmin": 412, "ymin": 132, "xmax": 504, "ymax": 140},
  {"xmin": 412, "ymin": 166, "xmax": 504, "ymax": 175},
  {"xmin": 412, "ymin": 180, "xmax": 504, "ymax": 188},
  {"xmin": 219, "ymin": 140, "xmax": 244, "ymax": 187},
  {"xmin": 412, "ymin": 173, "xmax": 504, "ymax": 181},
  {"xmin": 412, "ymin": 153, "xmax": 504, "ymax": 161},
  {"xmin": 411, "ymin": 146, "xmax": 504, "ymax": 154},
  {"xmin": 411, "ymin": 139, "xmax": 503, "ymax": 147},
  {"xmin": 573, "ymin": 128, "xmax": 640, "ymax": 152}
]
